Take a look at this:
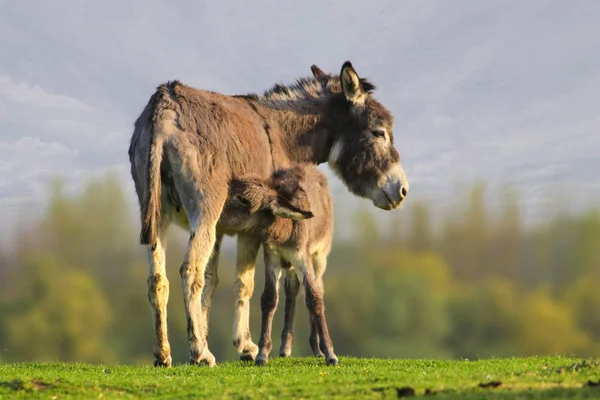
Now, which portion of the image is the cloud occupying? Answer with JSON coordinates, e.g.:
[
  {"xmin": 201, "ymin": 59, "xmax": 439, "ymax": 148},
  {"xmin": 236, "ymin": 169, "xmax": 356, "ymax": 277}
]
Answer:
[
  {"xmin": 0, "ymin": 75, "xmax": 92, "ymax": 111},
  {"xmin": 1, "ymin": 0, "xmax": 599, "ymax": 238},
  {"xmin": 0, "ymin": 136, "xmax": 78, "ymax": 158},
  {"xmin": 520, "ymin": 164, "xmax": 571, "ymax": 180}
]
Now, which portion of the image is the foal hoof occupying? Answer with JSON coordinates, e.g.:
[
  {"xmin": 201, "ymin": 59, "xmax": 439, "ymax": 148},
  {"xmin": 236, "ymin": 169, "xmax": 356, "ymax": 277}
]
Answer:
[
  {"xmin": 279, "ymin": 352, "xmax": 291, "ymax": 358},
  {"xmin": 311, "ymin": 347, "xmax": 325, "ymax": 358},
  {"xmin": 326, "ymin": 356, "xmax": 339, "ymax": 366}
]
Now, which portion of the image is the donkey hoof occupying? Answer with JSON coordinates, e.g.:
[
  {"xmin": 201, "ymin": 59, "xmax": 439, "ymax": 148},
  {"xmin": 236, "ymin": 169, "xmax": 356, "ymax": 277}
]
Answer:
[
  {"xmin": 255, "ymin": 356, "xmax": 268, "ymax": 366},
  {"xmin": 190, "ymin": 352, "xmax": 216, "ymax": 367},
  {"xmin": 326, "ymin": 357, "xmax": 339, "ymax": 366},
  {"xmin": 154, "ymin": 357, "xmax": 172, "ymax": 368},
  {"xmin": 237, "ymin": 342, "xmax": 259, "ymax": 361},
  {"xmin": 190, "ymin": 359, "xmax": 216, "ymax": 367}
]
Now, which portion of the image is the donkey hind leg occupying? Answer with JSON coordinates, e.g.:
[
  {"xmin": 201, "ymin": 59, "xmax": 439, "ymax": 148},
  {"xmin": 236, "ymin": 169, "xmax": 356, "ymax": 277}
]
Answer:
[
  {"xmin": 280, "ymin": 263, "xmax": 300, "ymax": 358},
  {"xmin": 180, "ymin": 214, "xmax": 220, "ymax": 366},
  {"xmin": 164, "ymin": 132, "xmax": 227, "ymax": 367},
  {"xmin": 255, "ymin": 249, "xmax": 283, "ymax": 366},
  {"xmin": 147, "ymin": 224, "xmax": 172, "ymax": 367},
  {"xmin": 201, "ymin": 232, "xmax": 224, "ymax": 334},
  {"xmin": 233, "ymin": 233, "xmax": 261, "ymax": 361},
  {"xmin": 309, "ymin": 252, "xmax": 328, "ymax": 357},
  {"xmin": 294, "ymin": 255, "xmax": 338, "ymax": 366}
]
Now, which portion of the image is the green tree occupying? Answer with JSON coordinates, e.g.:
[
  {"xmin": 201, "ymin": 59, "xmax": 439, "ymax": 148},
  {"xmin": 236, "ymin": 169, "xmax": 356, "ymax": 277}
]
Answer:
[
  {"xmin": 516, "ymin": 286, "xmax": 589, "ymax": 356},
  {"xmin": 361, "ymin": 249, "xmax": 453, "ymax": 358},
  {"xmin": 353, "ymin": 209, "xmax": 380, "ymax": 246},
  {"xmin": 440, "ymin": 183, "xmax": 490, "ymax": 281},
  {"xmin": 563, "ymin": 275, "xmax": 600, "ymax": 354},
  {"xmin": 572, "ymin": 211, "xmax": 600, "ymax": 279},
  {"xmin": 4, "ymin": 255, "xmax": 112, "ymax": 363},
  {"xmin": 492, "ymin": 186, "xmax": 522, "ymax": 281},
  {"xmin": 445, "ymin": 278, "xmax": 519, "ymax": 359},
  {"xmin": 407, "ymin": 201, "xmax": 433, "ymax": 252}
]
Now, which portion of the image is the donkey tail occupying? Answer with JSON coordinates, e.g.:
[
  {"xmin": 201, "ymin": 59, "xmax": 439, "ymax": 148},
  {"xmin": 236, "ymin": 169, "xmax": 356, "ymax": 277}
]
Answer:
[
  {"xmin": 138, "ymin": 82, "xmax": 181, "ymax": 248},
  {"xmin": 139, "ymin": 124, "xmax": 165, "ymax": 248}
]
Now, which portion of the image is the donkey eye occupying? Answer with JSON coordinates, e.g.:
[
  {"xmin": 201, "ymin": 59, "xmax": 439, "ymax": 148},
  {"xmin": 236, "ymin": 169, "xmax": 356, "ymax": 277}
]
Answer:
[{"xmin": 371, "ymin": 129, "xmax": 386, "ymax": 138}]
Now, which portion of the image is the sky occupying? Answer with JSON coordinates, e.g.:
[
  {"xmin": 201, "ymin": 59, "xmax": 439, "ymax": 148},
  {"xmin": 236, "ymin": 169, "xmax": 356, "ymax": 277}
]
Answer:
[{"xmin": 1, "ymin": 0, "xmax": 599, "ymax": 240}]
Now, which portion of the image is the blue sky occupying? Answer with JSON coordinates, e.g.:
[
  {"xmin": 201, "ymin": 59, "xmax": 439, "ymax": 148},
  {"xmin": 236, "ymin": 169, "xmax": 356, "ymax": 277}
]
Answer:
[{"xmin": 1, "ymin": 0, "xmax": 599, "ymax": 237}]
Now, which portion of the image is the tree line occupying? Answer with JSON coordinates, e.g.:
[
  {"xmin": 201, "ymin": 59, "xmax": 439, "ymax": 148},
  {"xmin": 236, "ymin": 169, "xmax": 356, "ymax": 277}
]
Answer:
[{"xmin": 0, "ymin": 174, "xmax": 598, "ymax": 364}]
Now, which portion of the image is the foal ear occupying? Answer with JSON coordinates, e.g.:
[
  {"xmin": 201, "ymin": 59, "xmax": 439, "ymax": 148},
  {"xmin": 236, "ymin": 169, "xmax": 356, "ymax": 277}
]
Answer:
[
  {"xmin": 340, "ymin": 61, "xmax": 366, "ymax": 106},
  {"xmin": 230, "ymin": 177, "xmax": 271, "ymax": 214},
  {"xmin": 269, "ymin": 200, "xmax": 314, "ymax": 221},
  {"xmin": 310, "ymin": 64, "xmax": 326, "ymax": 79}
]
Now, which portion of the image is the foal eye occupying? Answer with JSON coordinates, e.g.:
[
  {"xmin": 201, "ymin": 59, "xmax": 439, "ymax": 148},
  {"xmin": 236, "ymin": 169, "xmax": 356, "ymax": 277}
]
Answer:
[
  {"xmin": 371, "ymin": 129, "xmax": 386, "ymax": 139},
  {"xmin": 235, "ymin": 195, "xmax": 250, "ymax": 207}
]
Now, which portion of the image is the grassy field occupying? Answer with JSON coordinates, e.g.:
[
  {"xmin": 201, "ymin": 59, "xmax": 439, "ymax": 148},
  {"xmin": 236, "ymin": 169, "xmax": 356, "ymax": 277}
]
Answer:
[{"xmin": 1, "ymin": 356, "xmax": 600, "ymax": 399}]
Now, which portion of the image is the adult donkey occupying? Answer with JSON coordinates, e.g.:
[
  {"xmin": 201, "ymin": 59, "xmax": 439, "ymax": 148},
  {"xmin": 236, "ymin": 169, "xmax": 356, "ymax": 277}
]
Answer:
[{"xmin": 128, "ymin": 61, "xmax": 409, "ymax": 367}]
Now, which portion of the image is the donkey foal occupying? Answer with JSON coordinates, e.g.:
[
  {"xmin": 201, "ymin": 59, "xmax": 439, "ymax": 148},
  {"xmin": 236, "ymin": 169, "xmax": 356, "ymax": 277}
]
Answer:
[{"xmin": 219, "ymin": 164, "xmax": 336, "ymax": 366}]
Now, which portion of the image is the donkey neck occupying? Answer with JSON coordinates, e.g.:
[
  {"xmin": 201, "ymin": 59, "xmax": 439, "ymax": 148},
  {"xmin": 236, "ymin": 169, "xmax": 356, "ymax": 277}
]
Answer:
[{"xmin": 256, "ymin": 101, "xmax": 336, "ymax": 167}]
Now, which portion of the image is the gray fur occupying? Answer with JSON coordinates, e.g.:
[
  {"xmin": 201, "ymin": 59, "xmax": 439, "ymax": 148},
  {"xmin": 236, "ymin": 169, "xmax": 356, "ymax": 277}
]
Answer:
[
  {"xmin": 128, "ymin": 61, "xmax": 409, "ymax": 366},
  {"xmin": 220, "ymin": 164, "xmax": 337, "ymax": 366}
]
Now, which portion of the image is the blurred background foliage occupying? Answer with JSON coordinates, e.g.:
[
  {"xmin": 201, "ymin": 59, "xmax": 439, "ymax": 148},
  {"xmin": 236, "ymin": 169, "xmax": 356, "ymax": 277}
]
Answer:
[{"xmin": 1, "ymin": 173, "xmax": 599, "ymax": 365}]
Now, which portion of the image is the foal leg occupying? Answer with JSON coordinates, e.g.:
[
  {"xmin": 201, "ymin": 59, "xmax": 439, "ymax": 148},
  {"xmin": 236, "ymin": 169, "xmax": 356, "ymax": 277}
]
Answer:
[
  {"xmin": 308, "ymin": 312, "xmax": 324, "ymax": 357},
  {"xmin": 280, "ymin": 262, "xmax": 300, "ymax": 358},
  {"xmin": 309, "ymin": 252, "xmax": 328, "ymax": 357},
  {"xmin": 294, "ymin": 254, "xmax": 338, "ymax": 366},
  {"xmin": 147, "ymin": 226, "xmax": 172, "ymax": 367},
  {"xmin": 255, "ymin": 249, "xmax": 283, "ymax": 366},
  {"xmin": 233, "ymin": 233, "xmax": 261, "ymax": 361},
  {"xmin": 201, "ymin": 232, "xmax": 224, "ymax": 333}
]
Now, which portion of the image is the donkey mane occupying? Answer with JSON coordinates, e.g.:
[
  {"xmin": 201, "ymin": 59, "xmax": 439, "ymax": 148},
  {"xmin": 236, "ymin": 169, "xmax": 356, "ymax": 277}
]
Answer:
[{"xmin": 233, "ymin": 73, "xmax": 376, "ymax": 108}]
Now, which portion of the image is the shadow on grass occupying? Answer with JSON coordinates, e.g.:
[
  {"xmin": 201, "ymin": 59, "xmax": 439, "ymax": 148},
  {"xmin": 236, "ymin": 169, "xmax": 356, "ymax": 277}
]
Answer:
[
  {"xmin": 0, "ymin": 379, "xmax": 52, "ymax": 392},
  {"xmin": 391, "ymin": 385, "xmax": 600, "ymax": 399}
]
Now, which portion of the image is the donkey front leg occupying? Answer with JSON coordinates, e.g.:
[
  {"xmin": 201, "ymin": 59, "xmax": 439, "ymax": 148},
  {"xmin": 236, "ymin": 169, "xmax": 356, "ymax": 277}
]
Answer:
[
  {"xmin": 147, "ymin": 231, "xmax": 172, "ymax": 367},
  {"xmin": 295, "ymin": 255, "xmax": 338, "ymax": 366},
  {"xmin": 233, "ymin": 233, "xmax": 261, "ymax": 361},
  {"xmin": 280, "ymin": 263, "xmax": 300, "ymax": 358},
  {"xmin": 201, "ymin": 232, "xmax": 224, "ymax": 333},
  {"xmin": 256, "ymin": 249, "xmax": 283, "ymax": 366}
]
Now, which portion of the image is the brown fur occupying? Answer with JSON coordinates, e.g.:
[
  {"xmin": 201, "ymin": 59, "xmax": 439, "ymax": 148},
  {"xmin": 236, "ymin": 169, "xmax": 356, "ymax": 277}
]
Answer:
[
  {"xmin": 220, "ymin": 165, "xmax": 337, "ymax": 365},
  {"xmin": 128, "ymin": 62, "xmax": 409, "ymax": 366}
]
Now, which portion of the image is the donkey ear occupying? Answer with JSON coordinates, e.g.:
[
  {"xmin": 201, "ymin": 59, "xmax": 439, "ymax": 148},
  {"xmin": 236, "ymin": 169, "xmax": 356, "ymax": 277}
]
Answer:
[
  {"xmin": 311, "ymin": 64, "xmax": 326, "ymax": 79},
  {"xmin": 340, "ymin": 61, "xmax": 366, "ymax": 106},
  {"xmin": 269, "ymin": 199, "xmax": 314, "ymax": 221}
]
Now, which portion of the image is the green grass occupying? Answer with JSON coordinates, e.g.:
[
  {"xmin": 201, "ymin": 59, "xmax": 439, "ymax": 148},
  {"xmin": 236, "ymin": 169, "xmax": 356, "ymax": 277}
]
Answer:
[{"xmin": 2, "ymin": 356, "xmax": 600, "ymax": 399}]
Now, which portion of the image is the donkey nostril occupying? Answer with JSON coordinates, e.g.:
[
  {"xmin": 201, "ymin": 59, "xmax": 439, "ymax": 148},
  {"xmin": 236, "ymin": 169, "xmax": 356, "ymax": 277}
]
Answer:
[{"xmin": 400, "ymin": 186, "xmax": 408, "ymax": 199}]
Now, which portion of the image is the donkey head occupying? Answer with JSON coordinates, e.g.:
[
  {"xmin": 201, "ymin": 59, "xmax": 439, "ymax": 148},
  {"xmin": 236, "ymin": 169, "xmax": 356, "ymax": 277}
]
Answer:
[
  {"xmin": 323, "ymin": 61, "xmax": 409, "ymax": 210},
  {"xmin": 228, "ymin": 167, "xmax": 314, "ymax": 225}
]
